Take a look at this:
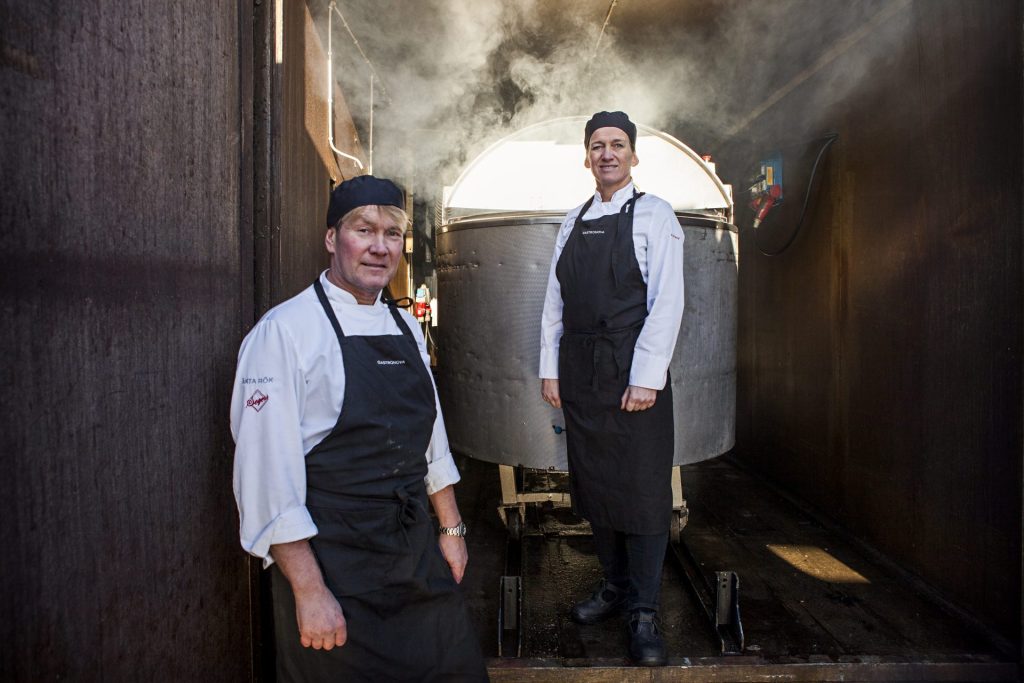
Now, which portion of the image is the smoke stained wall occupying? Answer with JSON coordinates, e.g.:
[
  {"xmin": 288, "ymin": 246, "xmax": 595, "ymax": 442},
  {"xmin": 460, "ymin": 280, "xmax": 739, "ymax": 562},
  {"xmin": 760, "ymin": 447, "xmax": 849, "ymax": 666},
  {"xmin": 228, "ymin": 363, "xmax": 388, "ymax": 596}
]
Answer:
[{"xmin": 725, "ymin": 0, "xmax": 1022, "ymax": 645}]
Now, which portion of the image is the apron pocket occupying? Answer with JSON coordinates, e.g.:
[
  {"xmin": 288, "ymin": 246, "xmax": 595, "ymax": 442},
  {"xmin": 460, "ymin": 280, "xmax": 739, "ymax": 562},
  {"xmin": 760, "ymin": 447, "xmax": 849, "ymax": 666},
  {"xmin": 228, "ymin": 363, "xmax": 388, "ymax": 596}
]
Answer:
[{"xmin": 308, "ymin": 504, "xmax": 422, "ymax": 597}]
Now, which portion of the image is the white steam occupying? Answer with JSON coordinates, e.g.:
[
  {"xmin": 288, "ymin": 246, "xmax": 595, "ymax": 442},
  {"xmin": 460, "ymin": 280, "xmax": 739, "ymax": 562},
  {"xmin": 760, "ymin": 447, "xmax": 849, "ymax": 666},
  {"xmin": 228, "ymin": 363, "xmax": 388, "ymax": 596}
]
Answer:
[{"xmin": 321, "ymin": 0, "xmax": 913, "ymax": 185}]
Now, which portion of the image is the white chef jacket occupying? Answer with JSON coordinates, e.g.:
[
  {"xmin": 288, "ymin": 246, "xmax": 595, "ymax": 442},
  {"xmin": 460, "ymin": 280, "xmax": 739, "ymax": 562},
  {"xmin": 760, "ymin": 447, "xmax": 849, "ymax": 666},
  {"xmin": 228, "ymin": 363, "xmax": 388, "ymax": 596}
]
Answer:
[
  {"xmin": 231, "ymin": 271, "xmax": 461, "ymax": 567},
  {"xmin": 539, "ymin": 182, "xmax": 685, "ymax": 390}
]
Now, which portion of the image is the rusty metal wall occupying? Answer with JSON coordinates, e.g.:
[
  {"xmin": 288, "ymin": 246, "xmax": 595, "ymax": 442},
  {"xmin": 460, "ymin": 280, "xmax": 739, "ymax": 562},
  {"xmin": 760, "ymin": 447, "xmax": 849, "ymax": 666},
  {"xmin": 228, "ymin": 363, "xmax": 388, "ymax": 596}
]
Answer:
[
  {"xmin": 0, "ymin": 1, "xmax": 254, "ymax": 680},
  {"xmin": 728, "ymin": 1, "xmax": 1022, "ymax": 644}
]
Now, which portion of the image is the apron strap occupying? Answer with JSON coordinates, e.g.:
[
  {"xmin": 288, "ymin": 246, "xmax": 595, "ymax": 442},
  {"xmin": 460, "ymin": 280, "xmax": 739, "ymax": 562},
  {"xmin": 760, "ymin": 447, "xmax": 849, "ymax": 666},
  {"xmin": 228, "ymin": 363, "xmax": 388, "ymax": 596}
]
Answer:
[
  {"xmin": 610, "ymin": 190, "xmax": 644, "ymax": 288},
  {"xmin": 624, "ymin": 190, "xmax": 644, "ymax": 212},
  {"xmin": 314, "ymin": 277, "xmax": 347, "ymax": 340},
  {"xmin": 383, "ymin": 299, "xmax": 417, "ymax": 340},
  {"xmin": 573, "ymin": 195, "xmax": 596, "ymax": 229}
]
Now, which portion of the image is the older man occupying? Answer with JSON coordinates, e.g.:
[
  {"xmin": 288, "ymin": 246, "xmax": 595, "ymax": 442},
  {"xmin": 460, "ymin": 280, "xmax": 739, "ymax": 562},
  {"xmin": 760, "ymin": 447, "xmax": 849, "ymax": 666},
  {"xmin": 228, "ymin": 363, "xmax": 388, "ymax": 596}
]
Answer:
[
  {"xmin": 232, "ymin": 175, "xmax": 487, "ymax": 682},
  {"xmin": 540, "ymin": 112, "xmax": 684, "ymax": 666}
]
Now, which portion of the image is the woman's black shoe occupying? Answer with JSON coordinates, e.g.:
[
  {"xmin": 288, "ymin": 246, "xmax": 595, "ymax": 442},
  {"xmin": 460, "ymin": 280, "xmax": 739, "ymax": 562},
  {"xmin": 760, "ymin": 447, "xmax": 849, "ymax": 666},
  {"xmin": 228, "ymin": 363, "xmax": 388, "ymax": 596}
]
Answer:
[
  {"xmin": 628, "ymin": 610, "xmax": 667, "ymax": 666},
  {"xmin": 570, "ymin": 580, "xmax": 628, "ymax": 624}
]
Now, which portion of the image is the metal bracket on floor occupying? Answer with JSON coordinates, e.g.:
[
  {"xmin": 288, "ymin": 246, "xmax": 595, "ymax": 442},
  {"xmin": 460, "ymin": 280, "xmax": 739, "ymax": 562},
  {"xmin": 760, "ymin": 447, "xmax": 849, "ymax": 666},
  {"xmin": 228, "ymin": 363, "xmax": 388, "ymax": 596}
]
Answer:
[
  {"xmin": 497, "ymin": 574, "xmax": 522, "ymax": 657},
  {"xmin": 498, "ymin": 466, "xmax": 525, "ymax": 658},
  {"xmin": 671, "ymin": 539, "xmax": 745, "ymax": 654},
  {"xmin": 715, "ymin": 571, "xmax": 743, "ymax": 648}
]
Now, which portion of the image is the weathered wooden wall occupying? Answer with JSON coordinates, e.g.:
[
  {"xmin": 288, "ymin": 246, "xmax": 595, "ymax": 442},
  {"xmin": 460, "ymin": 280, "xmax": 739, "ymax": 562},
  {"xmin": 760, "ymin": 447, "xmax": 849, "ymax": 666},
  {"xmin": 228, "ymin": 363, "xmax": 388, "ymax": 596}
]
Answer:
[
  {"xmin": 0, "ymin": 1, "xmax": 253, "ymax": 679},
  {"xmin": 726, "ymin": 0, "xmax": 1022, "ymax": 645}
]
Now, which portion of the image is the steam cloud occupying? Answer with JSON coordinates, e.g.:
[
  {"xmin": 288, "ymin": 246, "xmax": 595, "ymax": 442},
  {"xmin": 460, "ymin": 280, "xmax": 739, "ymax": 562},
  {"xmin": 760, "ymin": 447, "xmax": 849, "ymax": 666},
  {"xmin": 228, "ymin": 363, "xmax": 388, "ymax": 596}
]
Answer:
[{"xmin": 322, "ymin": 0, "xmax": 911, "ymax": 188}]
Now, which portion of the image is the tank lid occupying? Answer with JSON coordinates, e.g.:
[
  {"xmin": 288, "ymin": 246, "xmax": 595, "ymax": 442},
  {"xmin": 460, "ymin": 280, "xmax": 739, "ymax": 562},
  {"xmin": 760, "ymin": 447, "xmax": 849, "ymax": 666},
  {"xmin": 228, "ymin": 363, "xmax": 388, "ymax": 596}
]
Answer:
[{"xmin": 444, "ymin": 116, "xmax": 732, "ymax": 218}]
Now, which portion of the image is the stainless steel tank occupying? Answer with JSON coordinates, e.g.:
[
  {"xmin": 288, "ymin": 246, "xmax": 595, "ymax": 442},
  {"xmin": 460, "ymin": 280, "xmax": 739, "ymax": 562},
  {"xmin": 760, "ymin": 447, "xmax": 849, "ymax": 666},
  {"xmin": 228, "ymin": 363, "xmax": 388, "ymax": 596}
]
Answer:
[{"xmin": 435, "ymin": 117, "xmax": 737, "ymax": 470}]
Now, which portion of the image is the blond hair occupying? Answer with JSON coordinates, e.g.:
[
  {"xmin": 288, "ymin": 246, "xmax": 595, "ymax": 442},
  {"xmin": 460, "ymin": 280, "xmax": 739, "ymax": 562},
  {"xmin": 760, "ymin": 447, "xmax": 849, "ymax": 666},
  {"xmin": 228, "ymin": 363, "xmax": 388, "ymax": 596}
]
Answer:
[{"xmin": 336, "ymin": 204, "xmax": 408, "ymax": 230}]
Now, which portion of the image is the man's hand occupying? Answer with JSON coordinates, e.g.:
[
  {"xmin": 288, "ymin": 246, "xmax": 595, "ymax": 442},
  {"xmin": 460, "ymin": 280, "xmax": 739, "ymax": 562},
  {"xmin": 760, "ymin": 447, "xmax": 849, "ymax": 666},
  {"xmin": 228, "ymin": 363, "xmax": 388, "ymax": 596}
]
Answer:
[
  {"xmin": 428, "ymin": 486, "xmax": 469, "ymax": 583},
  {"xmin": 271, "ymin": 540, "xmax": 348, "ymax": 650},
  {"xmin": 541, "ymin": 378, "xmax": 561, "ymax": 408},
  {"xmin": 294, "ymin": 585, "xmax": 348, "ymax": 650},
  {"xmin": 438, "ymin": 534, "xmax": 469, "ymax": 583},
  {"xmin": 621, "ymin": 385, "xmax": 657, "ymax": 412}
]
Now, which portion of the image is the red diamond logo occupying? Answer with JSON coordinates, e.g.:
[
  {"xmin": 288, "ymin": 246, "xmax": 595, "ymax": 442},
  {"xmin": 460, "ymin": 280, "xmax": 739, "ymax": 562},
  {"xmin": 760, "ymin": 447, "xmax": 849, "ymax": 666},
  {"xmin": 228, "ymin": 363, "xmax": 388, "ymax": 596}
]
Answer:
[{"xmin": 246, "ymin": 389, "xmax": 269, "ymax": 412}]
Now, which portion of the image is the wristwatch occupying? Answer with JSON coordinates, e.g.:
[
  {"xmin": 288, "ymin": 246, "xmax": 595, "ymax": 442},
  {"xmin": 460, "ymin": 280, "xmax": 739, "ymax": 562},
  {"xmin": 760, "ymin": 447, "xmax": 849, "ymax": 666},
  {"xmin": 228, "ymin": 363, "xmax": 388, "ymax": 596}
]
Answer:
[{"xmin": 439, "ymin": 521, "xmax": 468, "ymax": 537}]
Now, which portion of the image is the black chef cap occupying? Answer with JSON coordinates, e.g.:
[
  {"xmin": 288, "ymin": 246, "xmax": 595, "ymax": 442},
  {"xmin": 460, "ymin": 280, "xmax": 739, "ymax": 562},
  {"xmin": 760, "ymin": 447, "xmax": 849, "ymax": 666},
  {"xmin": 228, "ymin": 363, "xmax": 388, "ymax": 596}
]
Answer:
[
  {"xmin": 584, "ymin": 111, "xmax": 637, "ymax": 148},
  {"xmin": 326, "ymin": 175, "xmax": 405, "ymax": 227}
]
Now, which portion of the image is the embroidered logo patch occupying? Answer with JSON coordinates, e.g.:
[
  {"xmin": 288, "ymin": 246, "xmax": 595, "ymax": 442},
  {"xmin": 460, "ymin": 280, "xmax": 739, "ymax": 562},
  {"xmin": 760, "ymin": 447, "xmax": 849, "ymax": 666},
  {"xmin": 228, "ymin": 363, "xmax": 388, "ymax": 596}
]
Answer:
[
  {"xmin": 581, "ymin": 230, "xmax": 605, "ymax": 235},
  {"xmin": 246, "ymin": 390, "xmax": 269, "ymax": 412},
  {"xmin": 377, "ymin": 360, "xmax": 406, "ymax": 365}
]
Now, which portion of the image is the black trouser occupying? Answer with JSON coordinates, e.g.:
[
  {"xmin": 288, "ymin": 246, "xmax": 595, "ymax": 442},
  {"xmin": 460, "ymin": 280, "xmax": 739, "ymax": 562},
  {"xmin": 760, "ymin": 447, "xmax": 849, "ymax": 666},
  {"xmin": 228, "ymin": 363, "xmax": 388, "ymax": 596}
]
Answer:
[{"xmin": 591, "ymin": 524, "xmax": 669, "ymax": 612}]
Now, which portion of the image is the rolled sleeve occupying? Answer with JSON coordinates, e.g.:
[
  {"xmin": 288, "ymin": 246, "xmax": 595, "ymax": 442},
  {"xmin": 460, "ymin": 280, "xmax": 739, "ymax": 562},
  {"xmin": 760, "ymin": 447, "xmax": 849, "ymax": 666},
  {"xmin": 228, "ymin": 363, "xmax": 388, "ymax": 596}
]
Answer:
[
  {"xmin": 423, "ymin": 394, "xmax": 462, "ymax": 494},
  {"xmin": 231, "ymin": 318, "xmax": 316, "ymax": 567},
  {"xmin": 425, "ymin": 445, "xmax": 462, "ymax": 494},
  {"xmin": 247, "ymin": 506, "xmax": 318, "ymax": 569}
]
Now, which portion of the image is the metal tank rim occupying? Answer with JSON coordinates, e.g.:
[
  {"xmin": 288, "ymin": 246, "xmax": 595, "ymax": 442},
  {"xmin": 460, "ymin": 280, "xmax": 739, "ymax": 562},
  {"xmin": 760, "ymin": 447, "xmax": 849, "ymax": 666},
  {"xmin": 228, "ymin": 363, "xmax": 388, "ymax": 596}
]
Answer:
[{"xmin": 441, "ymin": 211, "xmax": 739, "ymax": 234}]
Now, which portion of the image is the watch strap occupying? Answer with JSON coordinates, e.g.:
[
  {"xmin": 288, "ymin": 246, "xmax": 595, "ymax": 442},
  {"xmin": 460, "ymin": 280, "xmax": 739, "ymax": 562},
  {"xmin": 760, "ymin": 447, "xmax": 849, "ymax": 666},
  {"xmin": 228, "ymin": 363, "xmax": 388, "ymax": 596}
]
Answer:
[{"xmin": 439, "ymin": 521, "xmax": 467, "ymax": 537}]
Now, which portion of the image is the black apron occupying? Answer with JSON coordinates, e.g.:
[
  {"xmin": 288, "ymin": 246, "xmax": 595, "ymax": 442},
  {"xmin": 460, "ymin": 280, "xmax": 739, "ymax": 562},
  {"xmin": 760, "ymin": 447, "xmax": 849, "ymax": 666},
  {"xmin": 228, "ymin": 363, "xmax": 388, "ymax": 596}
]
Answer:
[
  {"xmin": 556, "ymin": 191, "xmax": 675, "ymax": 535},
  {"xmin": 272, "ymin": 279, "xmax": 487, "ymax": 683}
]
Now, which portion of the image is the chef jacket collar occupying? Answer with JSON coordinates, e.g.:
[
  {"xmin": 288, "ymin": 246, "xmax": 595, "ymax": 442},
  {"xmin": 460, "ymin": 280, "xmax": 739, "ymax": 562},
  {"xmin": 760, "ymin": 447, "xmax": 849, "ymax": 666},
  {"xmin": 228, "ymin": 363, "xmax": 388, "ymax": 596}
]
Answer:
[
  {"xmin": 319, "ymin": 270, "xmax": 386, "ymax": 309},
  {"xmin": 592, "ymin": 181, "xmax": 637, "ymax": 206}
]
